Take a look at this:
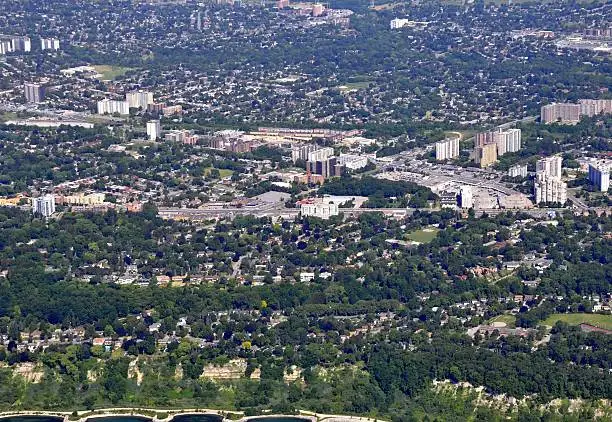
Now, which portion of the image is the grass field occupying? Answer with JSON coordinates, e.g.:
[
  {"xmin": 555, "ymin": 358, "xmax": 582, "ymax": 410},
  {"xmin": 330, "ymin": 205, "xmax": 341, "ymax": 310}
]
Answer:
[
  {"xmin": 488, "ymin": 314, "xmax": 516, "ymax": 328},
  {"xmin": 93, "ymin": 65, "xmax": 133, "ymax": 81},
  {"xmin": 542, "ymin": 313, "xmax": 612, "ymax": 330},
  {"xmin": 204, "ymin": 167, "xmax": 234, "ymax": 178},
  {"xmin": 338, "ymin": 81, "xmax": 371, "ymax": 92},
  {"xmin": 407, "ymin": 228, "xmax": 439, "ymax": 243}
]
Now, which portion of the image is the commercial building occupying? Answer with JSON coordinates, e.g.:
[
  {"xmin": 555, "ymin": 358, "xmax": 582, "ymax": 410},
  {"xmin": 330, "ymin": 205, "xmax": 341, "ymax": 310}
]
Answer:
[
  {"xmin": 24, "ymin": 83, "xmax": 45, "ymax": 103},
  {"xmin": 588, "ymin": 161, "xmax": 610, "ymax": 192},
  {"xmin": 11, "ymin": 36, "xmax": 31, "ymax": 52},
  {"xmin": 300, "ymin": 201, "xmax": 339, "ymax": 220},
  {"xmin": 536, "ymin": 156, "xmax": 563, "ymax": 179},
  {"xmin": 97, "ymin": 99, "xmax": 130, "ymax": 115},
  {"xmin": 41, "ymin": 38, "xmax": 60, "ymax": 51},
  {"xmin": 579, "ymin": 99, "xmax": 612, "ymax": 117},
  {"xmin": 540, "ymin": 103, "xmax": 581, "ymax": 124},
  {"xmin": 435, "ymin": 138, "xmax": 459, "ymax": 161},
  {"xmin": 508, "ymin": 164, "xmax": 528, "ymax": 178},
  {"xmin": 32, "ymin": 194, "xmax": 56, "ymax": 217},
  {"xmin": 459, "ymin": 186, "xmax": 473, "ymax": 209},
  {"xmin": 534, "ymin": 173, "xmax": 567, "ymax": 204},
  {"xmin": 474, "ymin": 143, "xmax": 497, "ymax": 168},
  {"xmin": 146, "ymin": 120, "xmax": 161, "ymax": 141},
  {"xmin": 126, "ymin": 90, "xmax": 154, "ymax": 109}
]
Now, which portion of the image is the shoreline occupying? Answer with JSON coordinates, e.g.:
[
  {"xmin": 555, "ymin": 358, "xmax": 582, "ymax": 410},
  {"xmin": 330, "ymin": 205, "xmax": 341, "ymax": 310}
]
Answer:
[{"xmin": 0, "ymin": 409, "xmax": 385, "ymax": 422}]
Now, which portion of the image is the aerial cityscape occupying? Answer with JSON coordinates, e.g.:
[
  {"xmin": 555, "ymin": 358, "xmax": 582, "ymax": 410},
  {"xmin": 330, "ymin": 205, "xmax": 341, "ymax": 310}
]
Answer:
[{"xmin": 0, "ymin": 0, "xmax": 610, "ymax": 421}]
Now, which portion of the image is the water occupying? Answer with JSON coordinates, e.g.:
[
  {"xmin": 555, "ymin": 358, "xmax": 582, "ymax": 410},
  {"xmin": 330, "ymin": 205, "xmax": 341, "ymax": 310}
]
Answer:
[{"xmin": 170, "ymin": 415, "xmax": 224, "ymax": 422}]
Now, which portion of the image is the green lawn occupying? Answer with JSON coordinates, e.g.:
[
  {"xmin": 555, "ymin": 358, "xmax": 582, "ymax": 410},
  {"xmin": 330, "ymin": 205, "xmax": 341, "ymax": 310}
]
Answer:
[
  {"xmin": 93, "ymin": 65, "xmax": 133, "ymax": 80},
  {"xmin": 338, "ymin": 81, "xmax": 371, "ymax": 92},
  {"xmin": 204, "ymin": 167, "xmax": 234, "ymax": 178},
  {"xmin": 407, "ymin": 228, "xmax": 439, "ymax": 243},
  {"xmin": 542, "ymin": 313, "xmax": 612, "ymax": 330},
  {"xmin": 488, "ymin": 314, "xmax": 516, "ymax": 328}
]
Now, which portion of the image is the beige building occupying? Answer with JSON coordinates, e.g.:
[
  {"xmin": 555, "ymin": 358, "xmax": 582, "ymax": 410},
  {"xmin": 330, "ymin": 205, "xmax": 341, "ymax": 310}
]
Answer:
[
  {"xmin": 540, "ymin": 103, "xmax": 581, "ymax": 124},
  {"xmin": 474, "ymin": 143, "xmax": 497, "ymax": 168}
]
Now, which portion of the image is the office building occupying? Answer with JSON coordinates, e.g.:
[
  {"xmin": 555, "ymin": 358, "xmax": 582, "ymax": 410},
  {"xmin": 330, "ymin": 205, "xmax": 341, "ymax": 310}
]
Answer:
[
  {"xmin": 97, "ymin": 99, "xmax": 130, "ymax": 115},
  {"xmin": 435, "ymin": 137, "xmax": 459, "ymax": 161},
  {"xmin": 508, "ymin": 164, "xmax": 528, "ymax": 179},
  {"xmin": 459, "ymin": 186, "xmax": 473, "ymax": 209},
  {"xmin": 146, "ymin": 120, "xmax": 161, "ymax": 141},
  {"xmin": 474, "ymin": 143, "xmax": 497, "ymax": 168},
  {"xmin": 11, "ymin": 36, "xmax": 31, "ymax": 52},
  {"xmin": 24, "ymin": 83, "xmax": 45, "ymax": 103},
  {"xmin": 588, "ymin": 161, "xmax": 610, "ymax": 192},
  {"xmin": 534, "ymin": 173, "xmax": 567, "ymax": 204},
  {"xmin": 301, "ymin": 201, "xmax": 339, "ymax": 220},
  {"xmin": 536, "ymin": 156, "xmax": 562, "ymax": 179},
  {"xmin": 32, "ymin": 194, "xmax": 56, "ymax": 217},
  {"xmin": 41, "ymin": 38, "xmax": 60, "ymax": 51},
  {"xmin": 540, "ymin": 103, "xmax": 581, "ymax": 124},
  {"xmin": 579, "ymin": 99, "xmax": 612, "ymax": 117},
  {"xmin": 292, "ymin": 144, "xmax": 318, "ymax": 163},
  {"xmin": 126, "ymin": 90, "xmax": 154, "ymax": 109}
]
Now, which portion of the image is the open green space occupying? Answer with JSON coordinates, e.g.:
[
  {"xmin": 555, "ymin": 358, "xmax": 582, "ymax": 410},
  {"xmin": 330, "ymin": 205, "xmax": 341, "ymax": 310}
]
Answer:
[
  {"xmin": 406, "ymin": 227, "xmax": 439, "ymax": 243},
  {"xmin": 542, "ymin": 313, "xmax": 612, "ymax": 330},
  {"xmin": 488, "ymin": 314, "xmax": 516, "ymax": 327},
  {"xmin": 205, "ymin": 167, "xmax": 234, "ymax": 178},
  {"xmin": 93, "ymin": 65, "xmax": 133, "ymax": 80},
  {"xmin": 338, "ymin": 81, "xmax": 371, "ymax": 92}
]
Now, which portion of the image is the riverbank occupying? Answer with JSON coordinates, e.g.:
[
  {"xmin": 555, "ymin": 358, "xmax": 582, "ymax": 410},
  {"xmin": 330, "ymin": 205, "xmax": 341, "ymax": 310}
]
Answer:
[{"xmin": 0, "ymin": 408, "xmax": 386, "ymax": 422}]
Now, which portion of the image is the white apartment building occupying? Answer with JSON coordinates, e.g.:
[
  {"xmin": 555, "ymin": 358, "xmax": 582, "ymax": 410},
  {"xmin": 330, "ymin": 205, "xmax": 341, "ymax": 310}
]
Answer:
[
  {"xmin": 508, "ymin": 164, "xmax": 528, "ymax": 178},
  {"xmin": 41, "ymin": 38, "xmax": 60, "ymax": 50},
  {"xmin": 126, "ymin": 90, "xmax": 154, "ymax": 109},
  {"xmin": 588, "ymin": 161, "xmax": 610, "ymax": 192},
  {"xmin": 307, "ymin": 147, "xmax": 334, "ymax": 163},
  {"xmin": 301, "ymin": 202, "xmax": 339, "ymax": 220},
  {"xmin": 536, "ymin": 156, "xmax": 563, "ymax": 179},
  {"xmin": 11, "ymin": 36, "xmax": 31, "ymax": 52},
  {"xmin": 97, "ymin": 99, "xmax": 130, "ymax": 115},
  {"xmin": 390, "ymin": 18, "xmax": 412, "ymax": 29},
  {"xmin": 435, "ymin": 137, "xmax": 459, "ymax": 161},
  {"xmin": 146, "ymin": 120, "xmax": 161, "ymax": 141},
  {"xmin": 534, "ymin": 173, "xmax": 567, "ymax": 204},
  {"xmin": 32, "ymin": 194, "xmax": 56, "ymax": 217},
  {"xmin": 338, "ymin": 154, "xmax": 369, "ymax": 170},
  {"xmin": 292, "ymin": 144, "xmax": 318, "ymax": 163}
]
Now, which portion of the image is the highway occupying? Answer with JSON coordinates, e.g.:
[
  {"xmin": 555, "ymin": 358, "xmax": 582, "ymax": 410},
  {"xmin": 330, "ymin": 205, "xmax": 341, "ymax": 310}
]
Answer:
[{"xmin": 158, "ymin": 205, "xmax": 570, "ymax": 221}]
